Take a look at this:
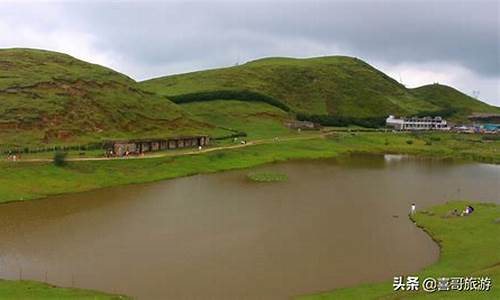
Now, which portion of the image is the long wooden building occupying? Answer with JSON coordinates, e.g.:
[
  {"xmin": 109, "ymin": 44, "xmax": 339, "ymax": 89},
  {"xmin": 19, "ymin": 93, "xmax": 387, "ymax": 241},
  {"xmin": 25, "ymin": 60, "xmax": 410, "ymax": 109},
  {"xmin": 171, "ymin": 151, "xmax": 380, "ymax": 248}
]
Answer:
[{"xmin": 104, "ymin": 136, "xmax": 210, "ymax": 156}]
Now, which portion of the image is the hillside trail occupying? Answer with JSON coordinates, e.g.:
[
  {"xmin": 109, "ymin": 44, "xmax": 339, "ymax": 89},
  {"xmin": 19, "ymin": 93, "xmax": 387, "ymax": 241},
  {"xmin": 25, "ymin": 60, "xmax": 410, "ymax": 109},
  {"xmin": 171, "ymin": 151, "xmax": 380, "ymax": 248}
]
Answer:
[{"xmin": 14, "ymin": 132, "xmax": 333, "ymax": 163}]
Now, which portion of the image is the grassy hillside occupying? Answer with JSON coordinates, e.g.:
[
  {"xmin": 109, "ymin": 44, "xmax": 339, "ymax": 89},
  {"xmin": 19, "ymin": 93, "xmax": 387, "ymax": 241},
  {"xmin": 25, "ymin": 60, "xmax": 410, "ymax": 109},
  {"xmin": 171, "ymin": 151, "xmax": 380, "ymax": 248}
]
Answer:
[
  {"xmin": 0, "ymin": 48, "xmax": 208, "ymax": 150},
  {"xmin": 411, "ymin": 84, "xmax": 500, "ymax": 121},
  {"xmin": 140, "ymin": 56, "xmax": 499, "ymax": 122},
  {"xmin": 181, "ymin": 100, "xmax": 292, "ymax": 140},
  {"xmin": 3, "ymin": 49, "xmax": 498, "ymax": 151}
]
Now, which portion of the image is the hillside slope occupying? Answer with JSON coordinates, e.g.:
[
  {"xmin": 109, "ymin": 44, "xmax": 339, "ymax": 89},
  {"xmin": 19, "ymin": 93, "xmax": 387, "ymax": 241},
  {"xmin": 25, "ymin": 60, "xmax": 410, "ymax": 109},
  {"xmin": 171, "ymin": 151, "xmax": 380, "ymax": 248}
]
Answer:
[
  {"xmin": 0, "ymin": 48, "xmax": 206, "ymax": 149},
  {"xmin": 140, "ymin": 56, "xmax": 438, "ymax": 118},
  {"xmin": 410, "ymin": 84, "xmax": 500, "ymax": 119},
  {"xmin": 140, "ymin": 56, "xmax": 498, "ymax": 121}
]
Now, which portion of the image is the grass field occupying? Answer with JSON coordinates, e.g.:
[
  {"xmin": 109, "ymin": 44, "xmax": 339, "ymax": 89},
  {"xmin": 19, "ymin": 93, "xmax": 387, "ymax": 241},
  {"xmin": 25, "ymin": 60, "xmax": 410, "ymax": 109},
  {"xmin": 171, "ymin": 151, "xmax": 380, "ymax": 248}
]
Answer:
[
  {"xmin": 298, "ymin": 201, "xmax": 500, "ymax": 300},
  {"xmin": 181, "ymin": 99, "xmax": 292, "ymax": 139},
  {"xmin": 0, "ymin": 132, "xmax": 498, "ymax": 204},
  {"xmin": 0, "ymin": 280, "xmax": 129, "ymax": 299}
]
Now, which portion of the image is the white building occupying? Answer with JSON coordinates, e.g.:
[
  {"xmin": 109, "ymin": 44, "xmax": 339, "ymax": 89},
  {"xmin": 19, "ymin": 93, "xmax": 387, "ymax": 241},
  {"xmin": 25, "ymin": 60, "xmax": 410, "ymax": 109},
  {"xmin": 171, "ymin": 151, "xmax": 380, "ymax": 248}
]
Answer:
[{"xmin": 386, "ymin": 115, "xmax": 448, "ymax": 130}]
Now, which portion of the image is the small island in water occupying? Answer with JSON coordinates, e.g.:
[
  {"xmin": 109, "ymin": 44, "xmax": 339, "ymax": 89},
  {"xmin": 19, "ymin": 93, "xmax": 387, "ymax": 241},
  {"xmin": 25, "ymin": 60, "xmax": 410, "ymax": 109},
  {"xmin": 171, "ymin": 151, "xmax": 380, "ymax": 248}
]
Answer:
[{"xmin": 247, "ymin": 171, "xmax": 288, "ymax": 183}]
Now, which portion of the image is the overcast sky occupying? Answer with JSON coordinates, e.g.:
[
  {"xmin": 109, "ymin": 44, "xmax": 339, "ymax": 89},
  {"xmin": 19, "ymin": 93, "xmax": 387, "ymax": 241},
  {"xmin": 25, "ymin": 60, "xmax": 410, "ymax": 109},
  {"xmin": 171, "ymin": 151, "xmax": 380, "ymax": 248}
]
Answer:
[{"xmin": 1, "ymin": 0, "xmax": 499, "ymax": 106}]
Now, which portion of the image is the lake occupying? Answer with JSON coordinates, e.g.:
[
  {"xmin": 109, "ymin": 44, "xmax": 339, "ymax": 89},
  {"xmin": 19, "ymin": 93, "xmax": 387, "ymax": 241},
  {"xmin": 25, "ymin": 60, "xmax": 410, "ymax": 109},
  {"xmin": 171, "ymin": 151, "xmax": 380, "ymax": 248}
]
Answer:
[{"xmin": 0, "ymin": 154, "xmax": 498, "ymax": 299}]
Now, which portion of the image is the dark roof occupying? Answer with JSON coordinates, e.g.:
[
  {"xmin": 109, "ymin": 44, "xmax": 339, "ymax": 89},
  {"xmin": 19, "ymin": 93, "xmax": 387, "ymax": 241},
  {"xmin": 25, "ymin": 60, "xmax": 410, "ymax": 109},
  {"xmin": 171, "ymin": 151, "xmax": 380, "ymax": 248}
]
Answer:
[{"xmin": 104, "ymin": 136, "xmax": 209, "ymax": 144}]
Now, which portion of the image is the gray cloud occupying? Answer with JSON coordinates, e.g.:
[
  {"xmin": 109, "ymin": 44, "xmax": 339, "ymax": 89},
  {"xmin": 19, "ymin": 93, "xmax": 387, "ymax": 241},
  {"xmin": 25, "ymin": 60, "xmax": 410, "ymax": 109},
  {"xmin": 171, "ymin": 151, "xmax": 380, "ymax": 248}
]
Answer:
[{"xmin": 0, "ymin": 0, "xmax": 498, "ymax": 105}]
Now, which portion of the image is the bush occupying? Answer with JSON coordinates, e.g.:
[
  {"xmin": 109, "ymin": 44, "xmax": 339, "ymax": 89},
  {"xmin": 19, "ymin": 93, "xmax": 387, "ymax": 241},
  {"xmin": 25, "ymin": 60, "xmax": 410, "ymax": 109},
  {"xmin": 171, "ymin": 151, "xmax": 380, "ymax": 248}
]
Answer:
[
  {"xmin": 406, "ymin": 140, "xmax": 414, "ymax": 145},
  {"xmin": 296, "ymin": 113, "xmax": 386, "ymax": 128},
  {"xmin": 53, "ymin": 151, "xmax": 68, "ymax": 167},
  {"xmin": 481, "ymin": 134, "xmax": 500, "ymax": 141},
  {"xmin": 213, "ymin": 131, "xmax": 247, "ymax": 141},
  {"xmin": 169, "ymin": 90, "xmax": 290, "ymax": 112},
  {"xmin": 414, "ymin": 108, "xmax": 459, "ymax": 118}
]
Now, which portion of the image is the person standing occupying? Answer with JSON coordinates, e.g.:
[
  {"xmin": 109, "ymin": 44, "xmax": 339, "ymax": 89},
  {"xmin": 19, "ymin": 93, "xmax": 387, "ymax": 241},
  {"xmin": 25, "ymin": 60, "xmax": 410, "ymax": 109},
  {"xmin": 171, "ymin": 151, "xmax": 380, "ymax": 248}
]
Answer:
[{"xmin": 410, "ymin": 203, "xmax": 416, "ymax": 215}]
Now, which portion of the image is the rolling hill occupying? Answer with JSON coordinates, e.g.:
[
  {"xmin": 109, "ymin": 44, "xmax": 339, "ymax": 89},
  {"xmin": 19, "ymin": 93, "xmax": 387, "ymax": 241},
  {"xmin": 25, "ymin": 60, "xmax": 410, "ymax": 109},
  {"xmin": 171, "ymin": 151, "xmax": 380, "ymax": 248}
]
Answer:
[
  {"xmin": 140, "ymin": 56, "xmax": 499, "ymax": 123},
  {"xmin": 2, "ymin": 49, "xmax": 499, "ymax": 150},
  {"xmin": 410, "ymin": 84, "xmax": 500, "ymax": 117},
  {"xmin": 0, "ymin": 48, "xmax": 208, "ymax": 149}
]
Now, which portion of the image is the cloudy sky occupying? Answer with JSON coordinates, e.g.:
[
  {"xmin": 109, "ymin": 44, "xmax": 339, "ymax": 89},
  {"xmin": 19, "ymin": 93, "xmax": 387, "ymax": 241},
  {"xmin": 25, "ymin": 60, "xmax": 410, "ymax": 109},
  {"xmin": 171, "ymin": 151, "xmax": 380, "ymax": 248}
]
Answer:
[{"xmin": 1, "ymin": 0, "xmax": 499, "ymax": 105}]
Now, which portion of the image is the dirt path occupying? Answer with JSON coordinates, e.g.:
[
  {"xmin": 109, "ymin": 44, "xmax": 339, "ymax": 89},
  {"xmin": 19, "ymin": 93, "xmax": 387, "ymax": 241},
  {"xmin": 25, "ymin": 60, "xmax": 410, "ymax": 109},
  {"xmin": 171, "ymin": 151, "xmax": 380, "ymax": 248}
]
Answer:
[{"xmin": 14, "ymin": 133, "xmax": 332, "ymax": 163}]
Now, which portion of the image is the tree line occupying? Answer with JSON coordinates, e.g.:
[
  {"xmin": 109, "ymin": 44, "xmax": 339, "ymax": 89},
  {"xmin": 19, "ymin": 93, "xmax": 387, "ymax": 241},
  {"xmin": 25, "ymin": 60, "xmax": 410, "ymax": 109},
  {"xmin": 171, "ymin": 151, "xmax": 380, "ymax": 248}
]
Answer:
[
  {"xmin": 296, "ymin": 113, "xmax": 386, "ymax": 128},
  {"xmin": 168, "ymin": 90, "xmax": 291, "ymax": 112}
]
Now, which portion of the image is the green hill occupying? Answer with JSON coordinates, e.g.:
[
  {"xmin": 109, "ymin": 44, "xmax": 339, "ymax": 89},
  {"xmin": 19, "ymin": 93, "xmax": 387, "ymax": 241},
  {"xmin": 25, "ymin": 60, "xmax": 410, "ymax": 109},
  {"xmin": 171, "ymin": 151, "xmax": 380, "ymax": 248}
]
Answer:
[
  {"xmin": 410, "ymin": 84, "xmax": 500, "ymax": 119},
  {"xmin": 140, "ymin": 56, "xmax": 499, "ymax": 123},
  {"xmin": 2, "ymin": 50, "xmax": 498, "ymax": 150},
  {"xmin": 0, "ymin": 48, "xmax": 207, "ymax": 149}
]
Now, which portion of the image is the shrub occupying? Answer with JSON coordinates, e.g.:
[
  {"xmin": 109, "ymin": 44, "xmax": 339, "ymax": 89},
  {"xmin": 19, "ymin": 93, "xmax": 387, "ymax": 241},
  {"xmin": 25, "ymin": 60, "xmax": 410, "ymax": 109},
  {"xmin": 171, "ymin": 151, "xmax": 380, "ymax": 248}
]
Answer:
[
  {"xmin": 53, "ymin": 151, "xmax": 68, "ymax": 167},
  {"xmin": 481, "ymin": 134, "xmax": 500, "ymax": 141},
  {"xmin": 296, "ymin": 113, "xmax": 386, "ymax": 128},
  {"xmin": 213, "ymin": 131, "xmax": 247, "ymax": 141},
  {"xmin": 169, "ymin": 90, "xmax": 290, "ymax": 112},
  {"xmin": 406, "ymin": 140, "xmax": 414, "ymax": 145}
]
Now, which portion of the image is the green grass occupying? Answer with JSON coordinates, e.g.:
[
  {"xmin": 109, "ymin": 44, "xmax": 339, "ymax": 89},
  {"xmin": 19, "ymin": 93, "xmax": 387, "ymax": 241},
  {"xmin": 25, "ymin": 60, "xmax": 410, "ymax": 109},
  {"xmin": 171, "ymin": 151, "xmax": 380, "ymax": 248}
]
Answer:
[
  {"xmin": 411, "ymin": 84, "xmax": 499, "ymax": 120},
  {"xmin": 0, "ymin": 280, "xmax": 129, "ymax": 299},
  {"xmin": 247, "ymin": 171, "xmax": 288, "ymax": 183},
  {"xmin": 140, "ymin": 56, "xmax": 499, "ymax": 121},
  {"xmin": 0, "ymin": 48, "xmax": 208, "ymax": 150},
  {"xmin": 0, "ymin": 132, "xmax": 498, "ymax": 204},
  {"xmin": 181, "ymin": 99, "xmax": 292, "ymax": 139},
  {"xmin": 298, "ymin": 201, "xmax": 500, "ymax": 300}
]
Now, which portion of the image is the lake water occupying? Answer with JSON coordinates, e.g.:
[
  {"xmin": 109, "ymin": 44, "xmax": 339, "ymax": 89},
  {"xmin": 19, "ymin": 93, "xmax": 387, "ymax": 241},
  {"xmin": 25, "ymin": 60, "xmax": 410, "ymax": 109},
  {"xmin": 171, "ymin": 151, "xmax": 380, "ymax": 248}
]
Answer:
[{"xmin": 0, "ymin": 154, "xmax": 498, "ymax": 299}]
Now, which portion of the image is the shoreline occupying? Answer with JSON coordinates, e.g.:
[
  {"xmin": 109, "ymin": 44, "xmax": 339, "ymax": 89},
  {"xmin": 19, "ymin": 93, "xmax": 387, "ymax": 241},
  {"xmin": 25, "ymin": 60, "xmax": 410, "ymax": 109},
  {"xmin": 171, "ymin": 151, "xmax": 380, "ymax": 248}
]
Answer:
[
  {"xmin": 298, "ymin": 201, "xmax": 500, "ymax": 299},
  {"xmin": 0, "ymin": 133, "xmax": 498, "ymax": 298},
  {"xmin": 1, "ymin": 132, "xmax": 499, "ymax": 205}
]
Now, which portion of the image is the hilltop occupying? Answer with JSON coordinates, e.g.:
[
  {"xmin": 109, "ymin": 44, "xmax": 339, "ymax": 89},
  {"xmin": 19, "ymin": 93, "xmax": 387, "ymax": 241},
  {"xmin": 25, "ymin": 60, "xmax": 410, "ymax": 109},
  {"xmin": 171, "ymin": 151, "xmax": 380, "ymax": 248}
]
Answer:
[
  {"xmin": 410, "ymin": 83, "xmax": 500, "ymax": 117},
  {"xmin": 0, "ymin": 48, "xmax": 207, "ymax": 149},
  {"xmin": 140, "ymin": 56, "xmax": 499, "ymax": 123}
]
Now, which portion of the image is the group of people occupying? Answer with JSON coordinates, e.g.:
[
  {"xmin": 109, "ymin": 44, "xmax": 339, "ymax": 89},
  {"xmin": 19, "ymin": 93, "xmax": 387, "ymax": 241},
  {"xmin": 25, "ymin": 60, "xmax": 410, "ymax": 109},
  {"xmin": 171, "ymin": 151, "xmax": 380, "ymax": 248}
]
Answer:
[
  {"xmin": 105, "ymin": 150, "xmax": 145, "ymax": 158},
  {"xmin": 460, "ymin": 205, "xmax": 475, "ymax": 216},
  {"xmin": 410, "ymin": 203, "xmax": 475, "ymax": 217},
  {"xmin": 6, "ymin": 152, "xmax": 20, "ymax": 161}
]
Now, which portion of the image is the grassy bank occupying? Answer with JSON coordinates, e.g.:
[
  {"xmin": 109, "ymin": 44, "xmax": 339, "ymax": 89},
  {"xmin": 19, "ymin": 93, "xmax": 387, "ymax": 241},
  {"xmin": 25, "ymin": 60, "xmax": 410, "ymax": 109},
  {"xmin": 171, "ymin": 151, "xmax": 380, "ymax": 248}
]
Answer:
[
  {"xmin": 298, "ymin": 201, "xmax": 500, "ymax": 299},
  {"xmin": 0, "ymin": 132, "xmax": 498, "ymax": 204},
  {"xmin": 0, "ymin": 280, "xmax": 129, "ymax": 299}
]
